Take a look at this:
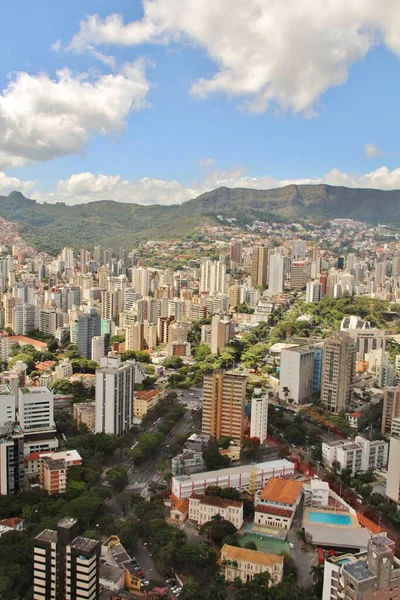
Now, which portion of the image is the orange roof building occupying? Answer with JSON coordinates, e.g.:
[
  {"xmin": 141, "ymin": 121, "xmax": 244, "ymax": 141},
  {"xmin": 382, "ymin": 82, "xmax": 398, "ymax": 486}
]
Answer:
[
  {"xmin": 220, "ymin": 544, "xmax": 283, "ymax": 585},
  {"xmin": 134, "ymin": 389, "xmax": 162, "ymax": 419},
  {"xmin": 254, "ymin": 477, "xmax": 303, "ymax": 530},
  {"xmin": 258, "ymin": 477, "xmax": 303, "ymax": 505}
]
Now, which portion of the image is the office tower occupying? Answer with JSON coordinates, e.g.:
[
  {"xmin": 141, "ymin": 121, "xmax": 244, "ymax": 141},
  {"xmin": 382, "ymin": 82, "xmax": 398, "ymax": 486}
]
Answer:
[
  {"xmin": 321, "ymin": 334, "xmax": 356, "ymax": 413},
  {"xmin": 18, "ymin": 387, "xmax": 55, "ymax": 432},
  {"xmin": 292, "ymin": 240, "xmax": 306, "ymax": 260},
  {"xmin": 33, "ymin": 517, "xmax": 100, "ymax": 600},
  {"xmin": 322, "ymin": 534, "xmax": 400, "ymax": 600},
  {"xmin": 0, "ymin": 423, "xmax": 24, "ymax": 495},
  {"xmin": 337, "ymin": 257, "xmax": 344, "ymax": 270},
  {"xmin": 0, "ymin": 384, "xmax": 16, "ymax": 426},
  {"xmin": 378, "ymin": 364, "xmax": 395, "ymax": 388},
  {"xmin": 268, "ymin": 252, "xmax": 285, "ymax": 294},
  {"xmin": 382, "ymin": 387, "xmax": 400, "ymax": 435},
  {"xmin": 230, "ymin": 241, "xmax": 242, "ymax": 265},
  {"xmin": 119, "ymin": 248, "xmax": 127, "ymax": 264},
  {"xmin": 250, "ymin": 389, "xmax": 268, "ymax": 442},
  {"xmin": 200, "ymin": 260, "xmax": 227, "ymax": 294},
  {"xmin": 93, "ymin": 245, "xmax": 101, "ymax": 263},
  {"xmin": 210, "ymin": 314, "xmax": 232, "ymax": 354},
  {"xmin": 251, "ymin": 246, "xmax": 269, "ymax": 288},
  {"xmin": 305, "ymin": 281, "xmax": 322, "ymax": 303},
  {"xmin": 95, "ymin": 353, "xmax": 136, "ymax": 436},
  {"xmin": 71, "ymin": 308, "xmax": 101, "ymax": 359},
  {"xmin": 290, "ymin": 260, "xmax": 310, "ymax": 290},
  {"xmin": 279, "ymin": 346, "xmax": 315, "ymax": 404},
  {"xmin": 126, "ymin": 322, "xmax": 144, "ymax": 351},
  {"xmin": 202, "ymin": 370, "xmax": 247, "ymax": 443},
  {"xmin": 91, "ymin": 336, "xmax": 105, "ymax": 364}
]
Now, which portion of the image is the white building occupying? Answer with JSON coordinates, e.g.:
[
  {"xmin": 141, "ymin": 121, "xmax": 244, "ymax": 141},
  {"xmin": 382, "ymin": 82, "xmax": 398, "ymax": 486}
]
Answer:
[
  {"xmin": 95, "ymin": 352, "xmax": 136, "ymax": 436},
  {"xmin": 268, "ymin": 253, "xmax": 285, "ymax": 294},
  {"xmin": 91, "ymin": 336, "xmax": 105, "ymax": 364},
  {"xmin": 0, "ymin": 384, "xmax": 15, "ymax": 426},
  {"xmin": 306, "ymin": 281, "xmax": 322, "ymax": 303},
  {"xmin": 200, "ymin": 260, "xmax": 227, "ymax": 295},
  {"xmin": 250, "ymin": 389, "xmax": 268, "ymax": 442},
  {"xmin": 279, "ymin": 345, "xmax": 315, "ymax": 404},
  {"xmin": 322, "ymin": 436, "xmax": 388, "ymax": 475},
  {"xmin": 171, "ymin": 459, "xmax": 294, "ymax": 500},
  {"xmin": 188, "ymin": 494, "xmax": 244, "ymax": 528},
  {"xmin": 53, "ymin": 359, "xmax": 73, "ymax": 380},
  {"xmin": 18, "ymin": 387, "xmax": 55, "ymax": 432}
]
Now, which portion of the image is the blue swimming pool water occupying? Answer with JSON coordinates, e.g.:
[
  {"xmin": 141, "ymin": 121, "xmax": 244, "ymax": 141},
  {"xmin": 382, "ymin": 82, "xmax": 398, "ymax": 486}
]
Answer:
[{"xmin": 308, "ymin": 511, "xmax": 352, "ymax": 526}]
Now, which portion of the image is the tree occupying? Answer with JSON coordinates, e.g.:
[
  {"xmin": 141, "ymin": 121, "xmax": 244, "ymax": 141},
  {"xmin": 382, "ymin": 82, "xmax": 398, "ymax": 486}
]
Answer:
[
  {"xmin": 310, "ymin": 563, "xmax": 324, "ymax": 597},
  {"xmin": 244, "ymin": 541, "xmax": 257, "ymax": 550},
  {"xmin": 163, "ymin": 356, "xmax": 184, "ymax": 369},
  {"xmin": 179, "ymin": 581, "xmax": 204, "ymax": 600},
  {"xmin": 203, "ymin": 444, "xmax": 230, "ymax": 471},
  {"xmin": 106, "ymin": 467, "xmax": 128, "ymax": 492}
]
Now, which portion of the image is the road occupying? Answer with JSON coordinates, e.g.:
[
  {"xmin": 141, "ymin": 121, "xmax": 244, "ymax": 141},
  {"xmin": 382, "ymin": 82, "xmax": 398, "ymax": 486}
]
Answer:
[{"xmin": 127, "ymin": 401, "xmax": 200, "ymax": 491}]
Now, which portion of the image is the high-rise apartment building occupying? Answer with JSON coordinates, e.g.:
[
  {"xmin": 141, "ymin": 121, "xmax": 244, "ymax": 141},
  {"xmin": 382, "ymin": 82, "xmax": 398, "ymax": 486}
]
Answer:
[
  {"xmin": 250, "ymin": 389, "xmax": 268, "ymax": 442},
  {"xmin": 210, "ymin": 314, "xmax": 233, "ymax": 354},
  {"xmin": 251, "ymin": 246, "xmax": 269, "ymax": 288},
  {"xmin": 95, "ymin": 353, "xmax": 136, "ymax": 436},
  {"xmin": 305, "ymin": 280, "xmax": 322, "ymax": 303},
  {"xmin": 70, "ymin": 308, "xmax": 101, "ymax": 359},
  {"xmin": 292, "ymin": 240, "xmax": 306, "ymax": 260},
  {"xmin": 202, "ymin": 370, "xmax": 247, "ymax": 443},
  {"xmin": 290, "ymin": 260, "xmax": 310, "ymax": 290},
  {"xmin": 382, "ymin": 387, "xmax": 400, "ymax": 435},
  {"xmin": 230, "ymin": 242, "xmax": 242, "ymax": 265},
  {"xmin": 200, "ymin": 260, "xmax": 227, "ymax": 294},
  {"xmin": 268, "ymin": 253, "xmax": 285, "ymax": 294},
  {"xmin": 125, "ymin": 322, "xmax": 144, "ymax": 351},
  {"xmin": 33, "ymin": 517, "xmax": 100, "ymax": 600},
  {"xmin": 0, "ymin": 384, "xmax": 15, "ymax": 426},
  {"xmin": 279, "ymin": 346, "xmax": 315, "ymax": 404},
  {"xmin": 91, "ymin": 336, "xmax": 105, "ymax": 364},
  {"xmin": 101, "ymin": 289, "xmax": 122, "ymax": 321},
  {"xmin": 321, "ymin": 334, "xmax": 356, "ymax": 413},
  {"xmin": 387, "ymin": 434, "xmax": 400, "ymax": 504},
  {"xmin": 0, "ymin": 422, "xmax": 24, "ymax": 495}
]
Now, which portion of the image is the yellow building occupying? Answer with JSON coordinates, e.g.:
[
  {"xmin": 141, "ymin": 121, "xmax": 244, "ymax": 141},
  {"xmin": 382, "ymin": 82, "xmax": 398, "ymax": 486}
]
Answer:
[
  {"xmin": 220, "ymin": 544, "xmax": 283, "ymax": 585},
  {"xmin": 202, "ymin": 370, "xmax": 247, "ymax": 443},
  {"xmin": 73, "ymin": 401, "xmax": 96, "ymax": 430},
  {"xmin": 134, "ymin": 389, "xmax": 162, "ymax": 419}
]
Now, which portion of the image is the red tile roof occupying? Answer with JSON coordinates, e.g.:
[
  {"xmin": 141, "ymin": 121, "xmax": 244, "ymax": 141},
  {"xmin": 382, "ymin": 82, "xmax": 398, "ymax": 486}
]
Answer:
[
  {"xmin": 0, "ymin": 517, "xmax": 23, "ymax": 528},
  {"xmin": 255, "ymin": 505, "xmax": 293, "ymax": 518},
  {"xmin": 136, "ymin": 390, "xmax": 161, "ymax": 402},
  {"xmin": 259, "ymin": 478, "xmax": 303, "ymax": 505},
  {"xmin": 191, "ymin": 494, "xmax": 243, "ymax": 509}
]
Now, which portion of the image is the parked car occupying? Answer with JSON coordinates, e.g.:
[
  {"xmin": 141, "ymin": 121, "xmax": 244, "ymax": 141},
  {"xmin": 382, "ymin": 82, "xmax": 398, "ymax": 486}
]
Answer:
[{"xmin": 289, "ymin": 542, "xmax": 294, "ymax": 549}]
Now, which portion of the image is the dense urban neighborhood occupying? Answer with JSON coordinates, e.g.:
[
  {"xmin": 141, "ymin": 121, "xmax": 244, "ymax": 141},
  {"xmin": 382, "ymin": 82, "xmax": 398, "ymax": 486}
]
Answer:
[{"xmin": 0, "ymin": 212, "xmax": 400, "ymax": 599}]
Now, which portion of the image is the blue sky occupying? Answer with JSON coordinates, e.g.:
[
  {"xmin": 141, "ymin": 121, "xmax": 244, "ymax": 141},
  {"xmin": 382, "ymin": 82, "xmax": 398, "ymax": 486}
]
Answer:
[{"xmin": 0, "ymin": 0, "xmax": 400, "ymax": 204}]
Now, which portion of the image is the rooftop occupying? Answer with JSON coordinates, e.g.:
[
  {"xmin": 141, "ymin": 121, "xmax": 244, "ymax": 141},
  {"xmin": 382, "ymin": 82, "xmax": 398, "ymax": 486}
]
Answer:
[
  {"xmin": 221, "ymin": 544, "xmax": 283, "ymax": 567},
  {"xmin": 35, "ymin": 529, "xmax": 58, "ymax": 544},
  {"xmin": 0, "ymin": 385, "xmax": 12, "ymax": 396},
  {"xmin": 344, "ymin": 559, "xmax": 375, "ymax": 582},
  {"xmin": 173, "ymin": 459, "xmax": 294, "ymax": 483},
  {"xmin": 255, "ymin": 505, "xmax": 293, "ymax": 518},
  {"xmin": 135, "ymin": 389, "xmax": 161, "ymax": 402},
  {"xmin": 259, "ymin": 477, "xmax": 303, "ymax": 505},
  {"xmin": 70, "ymin": 536, "xmax": 99, "ymax": 554},
  {"xmin": 58, "ymin": 517, "xmax": 78, "ymax": 530},
  {"xmin": 191, "ymin": 494, "xmax": 243, "ymax": 509}
]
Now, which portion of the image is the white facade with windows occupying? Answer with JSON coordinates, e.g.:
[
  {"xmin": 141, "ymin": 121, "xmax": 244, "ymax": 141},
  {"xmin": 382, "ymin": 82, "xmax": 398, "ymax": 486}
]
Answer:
[{"xmin": 18, "ymin": 387, "xmax": 54, "ymax": 432}]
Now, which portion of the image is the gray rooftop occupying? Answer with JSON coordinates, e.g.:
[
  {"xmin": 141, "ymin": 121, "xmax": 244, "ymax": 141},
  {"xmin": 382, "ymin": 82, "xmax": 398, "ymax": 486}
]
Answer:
[
  {"xmin": 305, "ymin": 525, "xmax": 371, "ymax": 550},
  {"xmin": 35, "ymin": 529, "xmax": 58, "ymax": 544},
  {"xmin": 344, "ymin": 560, "xmax": 375, "ymax": 582},
  {"xmin": 58, "ymin": 517, "xmax": 78, "ymax": 529},
  {"xmin": 70, "ymin": 536, "xmax": 99, "ymax": 553}
]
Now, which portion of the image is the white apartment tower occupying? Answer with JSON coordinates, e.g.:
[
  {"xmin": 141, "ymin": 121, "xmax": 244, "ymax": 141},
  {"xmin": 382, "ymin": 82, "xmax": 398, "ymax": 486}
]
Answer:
[
  {"xmin": 95, "ymin": 353, "xmax": 136, "ymax": 436},
  {"xmin": 268, "ymin": 253, "xmax": 285, "ymax": 294},
  {"xmin": 306, "ymin": 281, "xmax": 322, "ymax": 303},
  {"xmin": 18, "ymin": 387, "xmax": 55, "ymax": 432},
  {"xmin": 250, "ymin": 389, "xmax": 268, "ymax": 442},
  {"xmin": 91, "ymin": 336, "xmax": 105, "ymax": 364}
]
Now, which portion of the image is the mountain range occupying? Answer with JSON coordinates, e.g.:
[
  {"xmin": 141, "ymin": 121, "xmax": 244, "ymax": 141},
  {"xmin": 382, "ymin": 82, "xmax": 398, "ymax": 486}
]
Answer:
[{"xmin": 1, "ymin": 184, "xmax": 399, "ymax": 253}]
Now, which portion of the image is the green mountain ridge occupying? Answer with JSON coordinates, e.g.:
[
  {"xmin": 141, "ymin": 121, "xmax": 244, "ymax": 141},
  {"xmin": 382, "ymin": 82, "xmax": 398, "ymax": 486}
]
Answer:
[{"xmin": 1, "ymin": 184, "xmax": 400, "ymax": 253}]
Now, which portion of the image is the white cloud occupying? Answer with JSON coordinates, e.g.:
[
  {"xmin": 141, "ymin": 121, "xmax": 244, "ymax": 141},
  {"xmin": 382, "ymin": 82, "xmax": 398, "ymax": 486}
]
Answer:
[
  {"xmin": 67, "ymin": 0, "xmax": 400, "ymax": 114},
  {"xmin": 0, "ymin": 60, "xmax": 150, "ymax": 169},
  {"xmin": 198, "ymin": 158, "xmax": 216, "ymax": 167},
  {"xmin": 26, "ymin": 163, "xmax": 400, "ymax": 207},
  {"xmin": 0, "ymin": 172, "xmax": 36, "ymax": 196},
  {"xmin": 51, "ymin": 39, "xmax": 62, "ymax": 52},
  {"xmin": 364, "ymin": 143, "xmax": 382, "ymax": 158}
]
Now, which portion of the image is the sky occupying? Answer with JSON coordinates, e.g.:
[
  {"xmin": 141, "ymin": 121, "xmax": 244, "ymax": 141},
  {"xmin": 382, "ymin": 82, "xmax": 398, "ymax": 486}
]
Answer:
[{"xmin": 1, "ymin": 0, "xmax": 400, "ymax": 205}]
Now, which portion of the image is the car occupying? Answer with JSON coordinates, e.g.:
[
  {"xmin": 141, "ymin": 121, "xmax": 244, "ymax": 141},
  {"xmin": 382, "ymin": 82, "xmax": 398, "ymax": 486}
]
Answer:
[
  {"xmin": 289, "ymin": 542, "xmax": 294, "ymax": 549},
  {"xmin": 134, "ymin": 565, "xmax": 140, "ymax": 571},
  {"xmin": 142, "ymin": 580, "xmax": 149, "ymax": 586},
  {"xmin": 137, "ymin": 570, "xmax": 143, "ymax": 576}
]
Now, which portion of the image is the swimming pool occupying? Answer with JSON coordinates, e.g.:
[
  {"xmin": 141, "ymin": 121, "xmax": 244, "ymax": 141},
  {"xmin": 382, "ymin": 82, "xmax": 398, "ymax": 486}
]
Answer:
[{"xmin": 307, "ymin": 511, "xmax": 352, "ymax": 526}]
